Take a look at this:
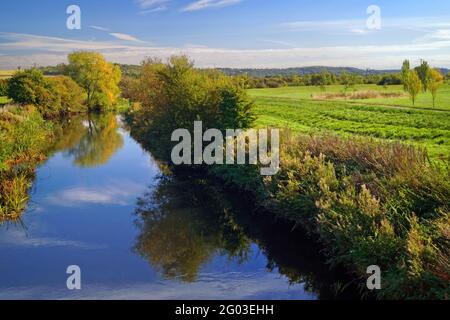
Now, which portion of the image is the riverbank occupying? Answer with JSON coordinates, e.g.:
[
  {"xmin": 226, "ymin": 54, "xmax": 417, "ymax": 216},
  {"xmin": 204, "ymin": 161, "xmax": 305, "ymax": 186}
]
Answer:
[
  {"xmin": 127, "ymin": 124, "xmax": 449, "ymax": 299},
  {"xmin": 0, "ymin": 105, "xmax": 53, "ymax": 219}
]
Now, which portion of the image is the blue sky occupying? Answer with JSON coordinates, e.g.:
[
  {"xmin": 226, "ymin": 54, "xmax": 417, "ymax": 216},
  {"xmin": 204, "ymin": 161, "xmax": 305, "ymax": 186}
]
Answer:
[{"xmin": 1, "ymin": 0, "xmax": 450, "ymax": 69}]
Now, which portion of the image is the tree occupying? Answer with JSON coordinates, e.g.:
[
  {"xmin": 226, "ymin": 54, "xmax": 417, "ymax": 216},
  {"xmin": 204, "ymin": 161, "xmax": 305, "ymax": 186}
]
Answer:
[
  {"xmin": 404, "ymin": 70, "xmax": 422, "ymax": 106},
  {"xmin": 415, "ymin": 59, "xmax": 430, "ymax": 92},
  {"xmin": 340, "ymin": 72, "xmax": 356, "ymax": 96},
  {"xmin": 401, "ymin": 60, "xmax": 410, "ymax": 91},
  {"xmin": 67, "ymin": 51, "xmax": 121, "ymax": 111},
  {"xmin": 427, "ymin": 68, "xmax": 444, "ymax": 108},
  {"xmin": 49, "ymin": 76, "xmax": 86, "ymax": 114}
]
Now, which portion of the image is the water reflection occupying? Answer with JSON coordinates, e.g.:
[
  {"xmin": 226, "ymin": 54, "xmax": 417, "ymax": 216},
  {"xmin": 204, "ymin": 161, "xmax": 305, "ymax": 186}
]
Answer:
[
  {"xmin": 0, "ymin": 114, "xmax": 124, "ymax": 224},
  {"xmin": 134, "ymin": 175, "xmax": 360, "ymax": 299},
  {"xmin": 134, "ymin": 176, "xmax": 251, "ymax": 282},
  {"xmin": 51, "ymin": 113, "xmax": 124, "ymax": 167}
]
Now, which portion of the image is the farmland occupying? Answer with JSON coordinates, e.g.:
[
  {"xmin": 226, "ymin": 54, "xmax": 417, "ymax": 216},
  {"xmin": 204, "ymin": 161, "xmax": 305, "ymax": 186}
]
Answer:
[{"xmin": 249, "ymin": 84, "xmax": 450, "ymax": 159}]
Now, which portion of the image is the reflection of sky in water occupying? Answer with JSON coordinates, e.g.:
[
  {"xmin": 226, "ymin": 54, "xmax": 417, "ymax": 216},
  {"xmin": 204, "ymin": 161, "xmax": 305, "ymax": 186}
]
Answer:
[{"xmin": 0, "ymin": 121, "xmax": 317, "ymax": 300}]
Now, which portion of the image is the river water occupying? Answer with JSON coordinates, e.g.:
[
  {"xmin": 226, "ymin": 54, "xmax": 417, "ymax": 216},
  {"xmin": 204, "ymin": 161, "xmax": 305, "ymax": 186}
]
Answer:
[{"xmin": 0, "ymin": 114, "xmax": 356, "ymax": 300}]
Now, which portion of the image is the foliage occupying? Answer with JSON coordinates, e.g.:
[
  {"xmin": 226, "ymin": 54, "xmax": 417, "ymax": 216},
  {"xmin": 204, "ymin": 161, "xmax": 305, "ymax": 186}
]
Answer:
[
  {"xmin": 212, "ymin": 132, "xmax": 450, "ymax": 299},
  {"xmin": 0, "ymin": 106, "xmax": 53, "ymax": 217},
  {"xmin": 404, "ymin": 70, "xmax": 422, "ymax": 106},
  {"xmin": 125, "ymin": 55, "xmax": 256, "ymax": 160},
  {"xmin": 415, "ymin": 59, "xmax": 430, "ymax": 92},
  {"xmin": 67, "ymin": 51, "xmax": 122, "ymax": 111},
  {"xmin": 49, "ymin": 76, "xmax": 86, "ymax": 114},
  {"xmin": 7, "ymin": 69, "xmax": 59, "ymax": 113},
  {"xmin": 427, "ymin": 68, "xmax": 444, "ymax": 108},
  {"xmin": 6, "ymin": 69, "xmax": 86, "ymax": 117},
  {"xmin": 0, "ymin": 79, "xmax": 8, "ymax": 96}
]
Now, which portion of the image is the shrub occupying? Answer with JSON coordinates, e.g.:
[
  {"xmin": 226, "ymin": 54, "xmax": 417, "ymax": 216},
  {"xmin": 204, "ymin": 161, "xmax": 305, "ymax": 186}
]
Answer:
[
  {"xmin": 0, "ymin": 79, "xmax": 8, "ymax": 96},
  {"xmin": 7, "ymin": 69, "xmax": 58, "ymax": 109},
  {"xmin": 7, "ymin": 69, "xmax": 88, "ymax": 117}
]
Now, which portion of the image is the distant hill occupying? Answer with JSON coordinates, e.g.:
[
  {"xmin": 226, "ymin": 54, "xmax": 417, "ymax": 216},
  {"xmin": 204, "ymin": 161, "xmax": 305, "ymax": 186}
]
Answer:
[
  {"xmin": 34, "ymin": 64, "xmax": 449, "ymax": 78},
  {"xmin": 217, "ymin": 67, "xmax": 450, "ymax": 77}
]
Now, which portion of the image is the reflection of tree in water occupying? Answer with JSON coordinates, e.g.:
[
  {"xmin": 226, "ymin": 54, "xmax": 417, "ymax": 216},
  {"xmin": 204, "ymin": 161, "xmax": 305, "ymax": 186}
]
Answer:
[
  {"xmin": 134, "ymin": 176, "xmax": 251, "ymax": 282},
  {"xmin": 134, "ymin": 175, "xmax": 362, "ymax": 299},
  {"xmin": 51, "ymin": 114, "xmax": 124, "ymax": 167}
]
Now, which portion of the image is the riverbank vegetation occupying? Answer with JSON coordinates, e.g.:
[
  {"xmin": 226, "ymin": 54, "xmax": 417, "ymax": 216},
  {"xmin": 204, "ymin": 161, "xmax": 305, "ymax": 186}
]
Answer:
[
  {"xmin": 125, "ymin": 55, "xmax": 449, "ymax": 299},
  {"xmin": 0, "ymin": 52, "xmax": 122, "ymax": 219},
  {"xmin": 0, "ymin": 106, "xmax": 52, "ymax": 219}
]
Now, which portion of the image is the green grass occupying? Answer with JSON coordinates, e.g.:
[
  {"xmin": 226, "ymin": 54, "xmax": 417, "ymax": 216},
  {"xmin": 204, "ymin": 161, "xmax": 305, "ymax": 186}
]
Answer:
[
  {"xmin": 249, "ymin": 85, "xmax": 450, "ymax": 159},
  {"xmin": 249, "ymin": 83, "xmax": 450, "ymax": 111}
]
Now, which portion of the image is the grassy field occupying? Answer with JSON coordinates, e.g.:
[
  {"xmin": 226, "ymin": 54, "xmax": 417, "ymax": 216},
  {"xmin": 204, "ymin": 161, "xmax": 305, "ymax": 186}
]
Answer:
[
  {"xmin": 0, "ymin": 70, "xmax": 15, "ymax": 79},
  {"xmin": 249, "ymin": 84, "xmax": 450, "ymax": 111},
  {"xmin": 249, "ymin": 84, "xmax": 450, "ymax": 159}
]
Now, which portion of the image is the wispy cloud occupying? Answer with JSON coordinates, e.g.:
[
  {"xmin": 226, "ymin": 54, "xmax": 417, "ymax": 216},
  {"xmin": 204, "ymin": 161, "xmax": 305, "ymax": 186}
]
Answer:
[
  {"xmin": 90, "ymin": 25, "xmax": 110, "ymax": 32},
  {"xmin": 1, "ymin": 32, "xmax": 450, "ymax": 69},
  {"xmin": 109, "ymin": 32, "xmax": 146, "ymax": 43},
  {"xmin": 136, "ymin": 0, "xmax": 169, "ymax": 14},
  {"xmin": 182, "ymin": 0, "xmax": 242, "ymax": 12},
  {"xmin": 136, "ymin": 0, "xmax": 169, "ymax": 9},
  {"xmin": 139, "ymin": 6, "xmax": 167, "ymax": 15}
]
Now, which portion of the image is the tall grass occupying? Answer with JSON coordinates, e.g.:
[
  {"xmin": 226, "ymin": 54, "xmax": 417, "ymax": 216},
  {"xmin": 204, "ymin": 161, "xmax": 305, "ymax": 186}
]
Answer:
[{"xmin": 0, "ymin": 105, "xmax": 53, "ymax": 219}]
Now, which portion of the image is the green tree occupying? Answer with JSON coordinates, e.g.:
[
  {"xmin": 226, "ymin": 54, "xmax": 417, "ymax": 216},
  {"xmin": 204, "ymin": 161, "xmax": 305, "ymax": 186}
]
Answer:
[
  {"xmin": 401, "ymin": 60, "xmax": 410, "ymax": 91},
  {"xmin": 67, "ymin": 51, "xmax": 121, "ymax": 111},
  {"xmin": 404, "ymin": 70, "xmax": 422, "ymax": 106},
  {"xmin": 427, "ymin": 68, "xmax": 444, "ymax": 108},
  {"xmin": 415, "ymin": 59, "xmax": 430, "ymax": 92}
]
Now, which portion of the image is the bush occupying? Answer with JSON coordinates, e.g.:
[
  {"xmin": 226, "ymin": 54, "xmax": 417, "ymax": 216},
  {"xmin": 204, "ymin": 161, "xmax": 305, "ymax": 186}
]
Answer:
[
  {"xmin": 126, "ymin": 55, "xmax": 256, "ymax": 156},
  {"xmin": 7, "ymin": 69, "xmax": 58, "ymax": 109},
  {"xmin": 220, "ymin": 132, "xmax": 450, "ymax": 299},
  {"xmin": 7, "ymin": 69, "xmax": 87, "ymax": 117}
]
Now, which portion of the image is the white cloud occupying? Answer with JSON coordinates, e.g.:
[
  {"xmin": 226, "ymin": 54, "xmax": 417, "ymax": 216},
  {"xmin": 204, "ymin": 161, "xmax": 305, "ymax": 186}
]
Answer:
[
  {"xmin": 45, "ymin": 182, "xmax": 144, "ymax": 207},
  {"xmin": 0, "ymin": 32, "xmax": 450, "ymax": 70},
  {"xmin": 109, "ymin": 32, "xmax": 146, "ymax": 43},
  {"xmin": 182, "ymin": 0, "xmax": 242, "ymax": 12}
]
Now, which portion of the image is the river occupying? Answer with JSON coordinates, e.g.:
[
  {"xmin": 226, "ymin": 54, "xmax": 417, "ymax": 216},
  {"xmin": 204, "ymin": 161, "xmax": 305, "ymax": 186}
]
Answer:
[{"xmin": 0, "ymin": 114, "xmax": 357, "ymax": 300}]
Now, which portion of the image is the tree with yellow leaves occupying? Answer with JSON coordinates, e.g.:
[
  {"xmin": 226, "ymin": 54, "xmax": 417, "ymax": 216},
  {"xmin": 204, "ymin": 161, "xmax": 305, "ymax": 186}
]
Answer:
[
  {"xmin": 427, "ymin": 68, "xmax": 444, "ymax": 108},
  {"xmin": 404, "ymin": 70, "xmax": 422, "ymax": 106},
  {"xmin": 67, "ymin": 51, "xmax": 121, "ymax": 111}
]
